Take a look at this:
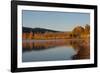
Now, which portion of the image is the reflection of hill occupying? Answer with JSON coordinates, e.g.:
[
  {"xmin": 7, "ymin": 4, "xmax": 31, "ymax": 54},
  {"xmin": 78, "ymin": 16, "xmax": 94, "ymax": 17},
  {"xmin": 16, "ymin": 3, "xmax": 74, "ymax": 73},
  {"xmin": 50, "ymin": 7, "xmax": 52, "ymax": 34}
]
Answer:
[
  {"xmin": 22, "ymin": 40, "xmax": 73, "ymax": 51},
  {"xmin": 22, "ymin": 39, "xmax": 85, "ymax": 51},
  {"xmin": 22, "ymin": 39, "xmax": 90, "ymax": 60}
]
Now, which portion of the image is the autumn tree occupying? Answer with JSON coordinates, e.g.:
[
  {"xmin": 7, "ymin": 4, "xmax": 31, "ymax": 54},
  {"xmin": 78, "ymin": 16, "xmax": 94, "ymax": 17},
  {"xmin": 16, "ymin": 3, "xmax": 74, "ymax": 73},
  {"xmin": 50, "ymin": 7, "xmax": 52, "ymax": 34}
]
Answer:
[
  {"xmin": 72, "ymin": 26, "xmax": 85, "ymax": 38},
  {"xmin": 85, "ymin": 24, "xmax": 90, "ymax": 34}
]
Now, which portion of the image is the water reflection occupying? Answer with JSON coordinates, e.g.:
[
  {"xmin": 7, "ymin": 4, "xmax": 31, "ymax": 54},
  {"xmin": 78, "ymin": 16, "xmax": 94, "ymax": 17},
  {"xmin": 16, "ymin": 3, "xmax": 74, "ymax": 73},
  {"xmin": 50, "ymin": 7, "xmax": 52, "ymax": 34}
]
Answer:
[
  {"xmin": 23, "ymin": 40, "xmax": 75, "ymax": 51},
  {"xmin": 72, "ymin": 39, "xmax": 90, "ymax": 59},
  {"xmin": 22, "ymin": 39, "xmax": 90, "ymax": 62}
]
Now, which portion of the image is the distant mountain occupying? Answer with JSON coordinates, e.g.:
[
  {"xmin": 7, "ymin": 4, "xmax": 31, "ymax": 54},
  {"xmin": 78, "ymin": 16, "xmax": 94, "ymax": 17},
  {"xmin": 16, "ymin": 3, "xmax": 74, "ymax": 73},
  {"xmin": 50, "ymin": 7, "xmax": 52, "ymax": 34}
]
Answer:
[{"xmin": 22, "ymin": 27, "xmax": 61, "ymax": 33}]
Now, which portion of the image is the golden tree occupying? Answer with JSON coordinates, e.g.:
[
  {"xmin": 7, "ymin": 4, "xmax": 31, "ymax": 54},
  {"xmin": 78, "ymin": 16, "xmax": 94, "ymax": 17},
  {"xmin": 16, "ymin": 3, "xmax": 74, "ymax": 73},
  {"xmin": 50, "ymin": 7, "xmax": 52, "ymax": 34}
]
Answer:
[
  {"xmin": 85, "ymin": 24, "xmax": 90, "ymax": 34},
  {"xmin": 72, "ymin": 26, "xmax": 85, "ymax": 38}
]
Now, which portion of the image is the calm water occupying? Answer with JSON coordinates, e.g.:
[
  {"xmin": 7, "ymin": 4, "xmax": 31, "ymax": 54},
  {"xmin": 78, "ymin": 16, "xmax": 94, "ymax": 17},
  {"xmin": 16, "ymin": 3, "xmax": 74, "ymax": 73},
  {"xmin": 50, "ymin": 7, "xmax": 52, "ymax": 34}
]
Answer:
[{"xmin": 22, "ymin": 39, "xmax": 90, "ymax": 62}]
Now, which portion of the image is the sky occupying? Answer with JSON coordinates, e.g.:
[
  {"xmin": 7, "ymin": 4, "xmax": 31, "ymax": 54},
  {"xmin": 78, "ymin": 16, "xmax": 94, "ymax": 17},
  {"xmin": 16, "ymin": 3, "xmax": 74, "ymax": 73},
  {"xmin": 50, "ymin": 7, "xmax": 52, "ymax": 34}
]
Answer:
[{"xmin": 22, "ymin": 10, "xmax": 90, "ymax": 31}]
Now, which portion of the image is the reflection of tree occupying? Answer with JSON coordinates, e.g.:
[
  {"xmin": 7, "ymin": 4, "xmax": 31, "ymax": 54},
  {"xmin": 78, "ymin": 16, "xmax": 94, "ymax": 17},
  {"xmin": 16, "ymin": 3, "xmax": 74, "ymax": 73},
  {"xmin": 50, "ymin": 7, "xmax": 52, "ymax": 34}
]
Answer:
[
  {"xmin": 22, "ymin": 39, "xmax": 90, "ymax": 60},
  {"xmin": 71, "ymin": 40, "xmax": 82, "ymax": 52},
  {"xmin": 22, "ymin": 40, "xmax": 72, "ymax": 51},
  {"xmin": 72, "ymin": 39, "xmax": 90, "ymax": 59}
]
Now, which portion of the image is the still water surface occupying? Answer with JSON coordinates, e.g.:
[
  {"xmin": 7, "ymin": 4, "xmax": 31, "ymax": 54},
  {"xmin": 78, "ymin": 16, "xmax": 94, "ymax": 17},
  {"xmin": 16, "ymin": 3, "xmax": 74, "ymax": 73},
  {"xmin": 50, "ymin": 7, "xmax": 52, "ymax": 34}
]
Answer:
[{"xmin": 22, "ymin": 39, "xmax": 90, "ymax": 62}]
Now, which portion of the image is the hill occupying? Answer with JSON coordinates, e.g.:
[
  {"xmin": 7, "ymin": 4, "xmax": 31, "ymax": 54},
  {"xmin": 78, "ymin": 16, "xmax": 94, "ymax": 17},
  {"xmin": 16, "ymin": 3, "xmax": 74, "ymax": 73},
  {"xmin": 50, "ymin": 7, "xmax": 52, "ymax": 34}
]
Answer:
[{"xmin": 22, "ymin": 27, "xmax": 61, "ymax": 33}]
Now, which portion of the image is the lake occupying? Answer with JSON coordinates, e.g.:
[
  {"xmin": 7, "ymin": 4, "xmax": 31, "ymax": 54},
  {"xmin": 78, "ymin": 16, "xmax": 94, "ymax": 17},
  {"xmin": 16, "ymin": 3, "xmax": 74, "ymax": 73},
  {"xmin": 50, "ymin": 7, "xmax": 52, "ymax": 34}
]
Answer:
[{"xmin": 22, "ymin": 39, "xmax": 90, "ymax": 62}]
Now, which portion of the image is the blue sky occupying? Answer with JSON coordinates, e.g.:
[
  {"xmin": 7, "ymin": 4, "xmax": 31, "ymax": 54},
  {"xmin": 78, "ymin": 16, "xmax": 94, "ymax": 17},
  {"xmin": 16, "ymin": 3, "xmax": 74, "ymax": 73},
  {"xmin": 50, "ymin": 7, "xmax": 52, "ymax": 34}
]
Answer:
[{"xmin": 22, "ymin": 10, "xmax": 90, "ymax": 31}]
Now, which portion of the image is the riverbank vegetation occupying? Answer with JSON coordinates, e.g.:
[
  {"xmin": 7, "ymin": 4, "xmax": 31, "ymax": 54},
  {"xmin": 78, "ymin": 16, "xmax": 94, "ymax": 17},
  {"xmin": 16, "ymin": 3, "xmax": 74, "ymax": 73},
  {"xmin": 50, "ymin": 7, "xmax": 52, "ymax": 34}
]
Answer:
[{"xmin": 22, "ymin": 24, "xmax": 90, "ymax": 40}]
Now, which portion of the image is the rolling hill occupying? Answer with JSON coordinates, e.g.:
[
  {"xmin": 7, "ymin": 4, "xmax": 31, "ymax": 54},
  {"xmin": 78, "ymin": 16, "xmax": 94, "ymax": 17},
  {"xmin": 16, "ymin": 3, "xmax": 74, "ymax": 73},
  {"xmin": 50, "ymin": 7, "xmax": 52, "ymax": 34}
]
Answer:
[{"xmin": 22, "ymin": 27, "xmax": 61, "ymax": 33}]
